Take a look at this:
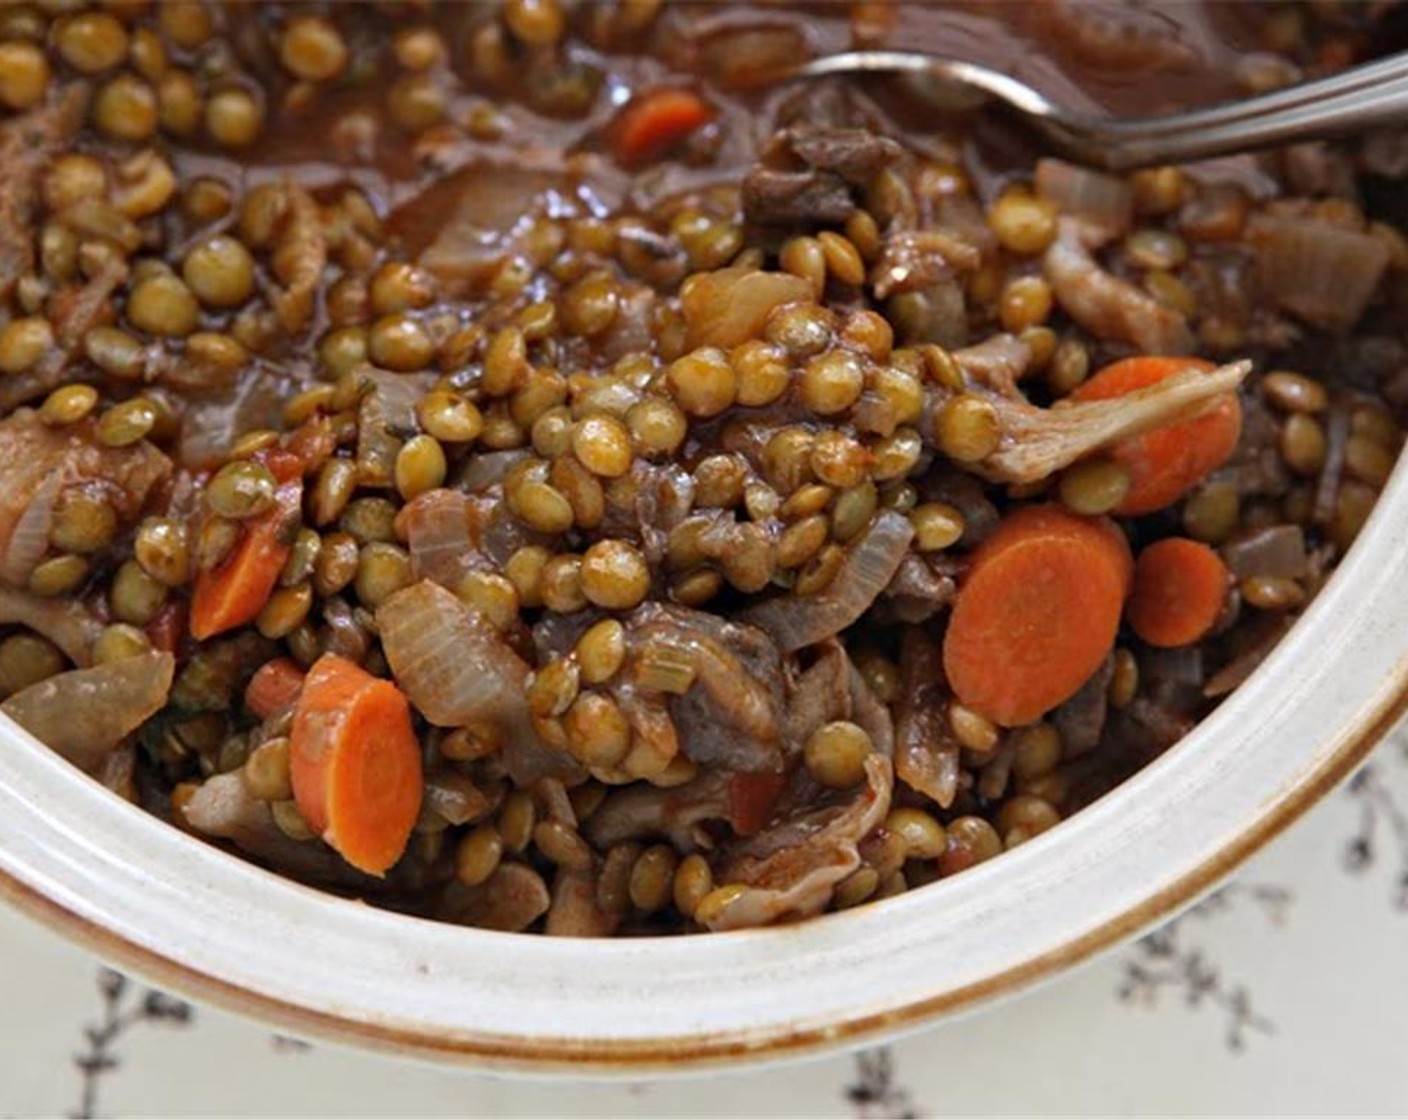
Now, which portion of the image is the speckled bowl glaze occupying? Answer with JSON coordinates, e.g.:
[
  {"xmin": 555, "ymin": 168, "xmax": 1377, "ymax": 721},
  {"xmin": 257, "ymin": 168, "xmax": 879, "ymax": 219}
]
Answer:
[{"xmin": 1, "ymin": 452, "xmax": 1406, "ymax": 1075}]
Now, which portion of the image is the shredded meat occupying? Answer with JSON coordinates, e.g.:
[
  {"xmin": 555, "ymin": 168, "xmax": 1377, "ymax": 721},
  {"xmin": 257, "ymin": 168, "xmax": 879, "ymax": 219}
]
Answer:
[
  {"xmin": 583, "ymin": 770, "xmax": 732, "ymax": 849},
  {"xmin": 269, "ymin": 184, "xmax": 326, "ymax": 334},
  {"xmin": 1045, "ymin": 217, "xmax": 1195, "ymax": 354},
  {"xmin": 701, "ymin": 754, "xmax": 893, "ymax": 930},
  {"xmin": 780, "ymin": 640, "xmax": 851, "ymax": 751},
  {"xmin": 0, "ymin": 85, "xmax": 85, "ymax": 302}
]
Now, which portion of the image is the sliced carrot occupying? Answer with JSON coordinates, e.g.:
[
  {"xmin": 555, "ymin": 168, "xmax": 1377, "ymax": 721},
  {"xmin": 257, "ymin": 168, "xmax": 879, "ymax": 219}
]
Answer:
[
  {"xmin": 189, "ymin": 457, "xmax": 303, "ymax": 641},
  {"xmin": 1127, "ymin": 537, "xmax": 1230, "ymax": 648},
  {"xmin": 613, "ymin": 88, "xmax": 713, "ymax": 167},
  {"xmin": 728, "ymin": 770, "xmax": 787, "ymax": 837},
  {"xmin": 1071, "ymin": 355, "xmax": 1242, "ymax": 516},
  {"xmin": 290, "ymin": 653, "xmax": 423, "ymax": 877},
  {"xmin": 943, "ymin": 504, "xmax": 1132, "ymax": 727},
  {"xmin": 245, "ymin": 656, "xmax": 306, "ymax": 721}
]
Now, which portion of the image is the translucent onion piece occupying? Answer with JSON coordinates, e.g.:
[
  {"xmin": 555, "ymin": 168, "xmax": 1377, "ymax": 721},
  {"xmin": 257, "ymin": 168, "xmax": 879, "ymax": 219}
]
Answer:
[
  {"xmin": 1036, "ymin": 158, "xmax": 1133, "ymax": 240},
  {"xmin": 0, "ymin": 473, "xmax": 59, "ymax": 585},
  {"xmin": 401, "ymin": 489, "xmax": 476, "ymax": 588},
  {"xmin": 1255, "ymin": 216, "xmax": 1389, "ymax": 329},
  {"xmin": 436, "ymin": 863, "xmax": 550, "ymax": 932},
  {"xmin": 681, "ymin": 267, "xmax": 813, "ymax": 349},
  {"xmin": 182, "ymin": 770, "xmax": 398, "ymax": 889},
  {"xmin": 1, "ymin": 651, "xmax": 173, "ymax": 771},
  {"xmin": 545, "ymin": 868, "xmax": 618, "ymax": 937},
  {"xmin": 1221, "ymin": 523, "xmax": 1307, "ymax": 580},
  {"xmin": 739, "ymin": 511, "xmax": 915, "ymax": 652},
  {"xmin": 0, "ymin": 586, "xmax": 104, "ymax": 666},
  {"xmin": 377, "ymin": 580, "xmax": 529, "ymax": 727}
]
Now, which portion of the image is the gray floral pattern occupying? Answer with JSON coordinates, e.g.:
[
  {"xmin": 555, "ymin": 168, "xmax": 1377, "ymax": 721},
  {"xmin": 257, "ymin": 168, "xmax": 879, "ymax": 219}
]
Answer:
[{"xmin": 71, "ymin": 969, "xmax": 192, "ymax": 1120}]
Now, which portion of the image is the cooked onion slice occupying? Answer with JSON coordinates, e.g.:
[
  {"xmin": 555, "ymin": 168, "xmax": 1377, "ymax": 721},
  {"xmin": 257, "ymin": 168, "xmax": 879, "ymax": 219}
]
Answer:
[
  {"xmin": 739, "ymin": 511, "xmax": 914, "ymax": 652},
  {"xmin": 1, "ymin": 651, "xmax": 173, "ymax": 771}
]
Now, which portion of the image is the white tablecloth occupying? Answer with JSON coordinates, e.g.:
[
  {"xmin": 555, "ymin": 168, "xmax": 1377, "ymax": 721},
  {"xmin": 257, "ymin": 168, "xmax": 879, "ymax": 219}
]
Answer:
[{"xmin": 5, "ymin": 736, "xmax": 1408, "ymax": 1118}]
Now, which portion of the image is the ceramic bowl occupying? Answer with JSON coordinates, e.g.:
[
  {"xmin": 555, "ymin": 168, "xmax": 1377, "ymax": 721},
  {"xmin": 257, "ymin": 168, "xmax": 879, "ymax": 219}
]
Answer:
[{"xmin": 1, "ymin": 458, "xmax": 1406, "ymax": 1074}]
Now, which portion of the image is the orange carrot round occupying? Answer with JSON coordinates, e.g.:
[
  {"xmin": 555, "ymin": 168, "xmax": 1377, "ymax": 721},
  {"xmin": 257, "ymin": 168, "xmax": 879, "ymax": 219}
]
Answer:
[
  {"xmin": 1127, "ymin": 537, "xmax": 1230, "ymax": 648},
  {"xmin": 290, "ymin": 654, "xmax": 423, "ymax": 877},
  {"xmin": 245, "ymin": 656, "xmax": 306, "ymax": 721},
  {"xmin": 943, "ymin": 504, "xmax": 1132, "ymax": 727},
  {"xmin": 614, "ymin": 88, "xmax": 712, "ymax": 167},
  {"xmin": 1071, "ymin": 356, "xmax": 1242, "ymax": 516}
]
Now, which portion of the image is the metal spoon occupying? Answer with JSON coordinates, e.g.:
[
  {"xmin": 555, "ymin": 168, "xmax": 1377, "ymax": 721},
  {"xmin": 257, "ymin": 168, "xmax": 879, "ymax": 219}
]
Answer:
[{"xmin": 787, "ymin": 49, "xmax": 1408, "ymax": 171}]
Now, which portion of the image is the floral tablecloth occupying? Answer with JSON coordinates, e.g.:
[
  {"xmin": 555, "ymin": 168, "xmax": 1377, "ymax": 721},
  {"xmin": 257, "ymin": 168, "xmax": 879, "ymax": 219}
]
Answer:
[{"xmin": 5, "ymin": 735, "xmax": 1408, "ymax": 1119}]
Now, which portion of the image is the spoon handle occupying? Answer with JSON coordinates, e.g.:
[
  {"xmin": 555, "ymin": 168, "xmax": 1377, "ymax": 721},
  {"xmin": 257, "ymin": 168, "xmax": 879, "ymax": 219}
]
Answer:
[
  {"xmin": 791, "ymin": 48, "xmax": 1408, "ymax": 173},
  {"xmin": 1085, "ymin": 52, "xmax": 1408, "ymax": 170}
]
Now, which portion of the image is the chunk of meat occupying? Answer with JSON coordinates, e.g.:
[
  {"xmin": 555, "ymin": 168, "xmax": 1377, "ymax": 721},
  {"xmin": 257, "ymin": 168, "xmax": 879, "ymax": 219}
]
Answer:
[
  {"xmin": 1052, "ymin": 653, "xmax": 1114, "ymax": 758},
  {"xmin": 782, "ymin": 640, "xmax": 895, "ymax": 758},
  {"xmin": 780, "ymin": 640, "xmax": 851, "ymax": 752},
  {"xmin": 0, "ymin": 411, "xmax": 171, "ymax": 586},
  {"xmin": 1045, "ymin": 218, "xmax": 1194, "ymax": 354},
  {"xmin": 785, "ymin": 128, "xmax": 905, "ymax": 184},
  {"xmin": 743, "ymin": 126, "xmax": 901, "ymax": 227},
  {"xmin": 743, "ymin": 170, "xmax": 854, "ymax": 228},
  {"xmin": 882, "ymin": 553, "xmax": 956, "ymax": 623}
]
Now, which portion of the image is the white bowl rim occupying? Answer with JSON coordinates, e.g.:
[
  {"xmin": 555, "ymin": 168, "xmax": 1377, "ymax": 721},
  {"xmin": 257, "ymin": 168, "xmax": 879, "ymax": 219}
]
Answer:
[{"xmin": 2, "ymin": 460, "xmax": 1407, "ymax": 1074}]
